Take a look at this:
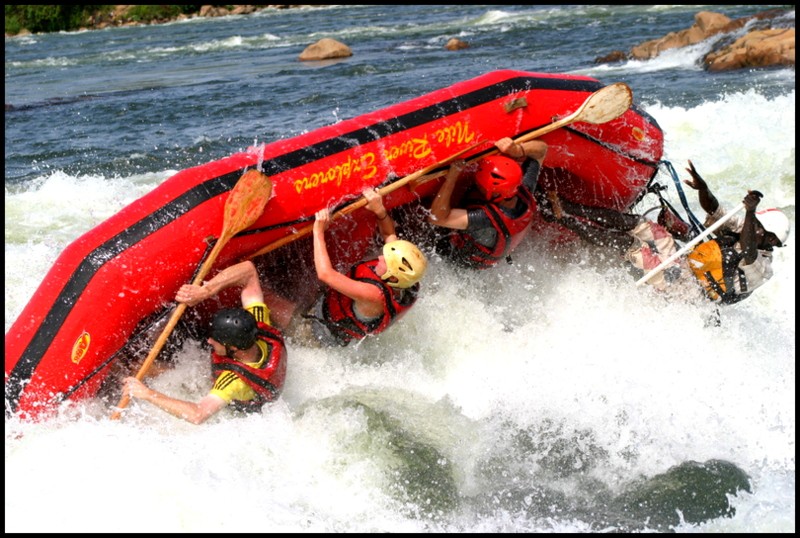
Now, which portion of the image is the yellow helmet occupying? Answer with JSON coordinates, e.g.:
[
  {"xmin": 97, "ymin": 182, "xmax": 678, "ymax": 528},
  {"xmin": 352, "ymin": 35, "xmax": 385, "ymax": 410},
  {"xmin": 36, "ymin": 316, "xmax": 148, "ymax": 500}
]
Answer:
[{"xmin": 381, "ymin": 240, "xmax": 427, "ymax": 289}]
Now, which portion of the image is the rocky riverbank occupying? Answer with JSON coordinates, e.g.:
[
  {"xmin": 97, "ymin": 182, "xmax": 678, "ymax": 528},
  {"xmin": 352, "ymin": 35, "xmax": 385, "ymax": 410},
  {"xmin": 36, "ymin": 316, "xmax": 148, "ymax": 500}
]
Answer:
[
  {"xmin": 595, "ymin": 9, "xmax": 794, "ymax": 72},
  {"xmin": 92, "ymin": 5, "xmax": 314, "ymax": 32},
  {"xmin": 8, "ymin": 5, "xmax": 316, "ymax": 36}
]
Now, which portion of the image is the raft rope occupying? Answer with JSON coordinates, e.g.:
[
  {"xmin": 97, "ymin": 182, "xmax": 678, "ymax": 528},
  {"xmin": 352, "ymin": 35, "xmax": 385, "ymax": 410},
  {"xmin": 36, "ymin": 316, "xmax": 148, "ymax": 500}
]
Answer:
[{"xmin": 646, "ymin": 160, "xmax": 706, "ymax": 240}]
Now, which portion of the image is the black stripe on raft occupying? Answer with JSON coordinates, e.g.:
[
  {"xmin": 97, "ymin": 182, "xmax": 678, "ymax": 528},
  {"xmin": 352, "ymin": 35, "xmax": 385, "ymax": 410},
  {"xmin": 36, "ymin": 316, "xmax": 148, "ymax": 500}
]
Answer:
[{"xmin": 258, "ymin": 77, "xmax": 607, "ymax": 177}]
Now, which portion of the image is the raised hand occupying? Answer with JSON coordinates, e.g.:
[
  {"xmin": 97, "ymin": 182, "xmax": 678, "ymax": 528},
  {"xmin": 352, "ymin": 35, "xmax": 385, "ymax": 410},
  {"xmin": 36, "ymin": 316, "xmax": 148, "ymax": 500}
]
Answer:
[
  {"xmin": 495, "ymin": 137, "xmax": 523, "ymax": 158},
  {"xmin": 314, "ymin": 208, "xmax": 331, "ymax": 232},
  {"xmin": 743, "ymin": 190, "xmax": 763, "ymax": 212},
  {"xmin": 362, "ymin": 187, "xmax": 385, "ymax": 215},
  {"xmin": 176, "ymin": 283, "xmax": 207, "ymax": 306},
  {"xmin": 683, "ymin": 159, "xmax": 708, "ymax": 191}
]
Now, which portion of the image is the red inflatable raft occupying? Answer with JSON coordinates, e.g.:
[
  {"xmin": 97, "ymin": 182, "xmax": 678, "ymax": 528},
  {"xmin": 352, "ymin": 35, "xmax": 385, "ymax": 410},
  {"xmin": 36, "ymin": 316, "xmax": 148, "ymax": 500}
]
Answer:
[{"xmin": 5, "ymin": 70, "xmax": 664, "ymax": 419}]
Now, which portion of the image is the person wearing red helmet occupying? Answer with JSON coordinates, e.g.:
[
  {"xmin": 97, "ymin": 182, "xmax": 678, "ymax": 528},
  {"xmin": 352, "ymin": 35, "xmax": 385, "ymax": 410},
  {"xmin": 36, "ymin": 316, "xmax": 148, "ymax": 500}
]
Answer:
[
  {"xmin": 428, "ymin": 137, "xmax": 547, "ymax": 269},
  {"xmin": 122, "ymin": 260, "xmax": 288, "ymax": 423}
]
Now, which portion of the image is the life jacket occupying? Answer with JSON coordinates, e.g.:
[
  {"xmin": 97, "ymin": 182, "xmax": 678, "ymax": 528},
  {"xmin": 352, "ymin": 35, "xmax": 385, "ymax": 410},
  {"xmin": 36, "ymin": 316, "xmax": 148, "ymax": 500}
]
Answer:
[
  {"xmin": 447, "ymin": 187, "xmax": 535, "ymax": 269},
  {"xmin": 318, "ymin": 259, "xmax": 419, "ymax": 345},
  {"xmin": 686, "ymin": 235, "xmax": 750, "ymax": 304},
  {"xmin": 211, "ymin": 321, "xmax": 287, "ymax": 412}
]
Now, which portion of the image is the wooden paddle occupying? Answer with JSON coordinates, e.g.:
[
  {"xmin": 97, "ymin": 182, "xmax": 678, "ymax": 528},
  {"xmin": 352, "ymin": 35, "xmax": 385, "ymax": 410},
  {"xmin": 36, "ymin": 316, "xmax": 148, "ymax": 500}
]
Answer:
[
  {"xmin": 246, "ymin": 139, "xmax": 487, "ymax": 260},
  {"xmin": 409, "ymin": 82, "xmax": 634, "ymax": 190},
  {"xmin": 111, "ymin": 169, "xmax": 272, "ymax": 419},
  {"xmin": 246, "ymin": 81, "xmax": 633, "ymax": 261}
]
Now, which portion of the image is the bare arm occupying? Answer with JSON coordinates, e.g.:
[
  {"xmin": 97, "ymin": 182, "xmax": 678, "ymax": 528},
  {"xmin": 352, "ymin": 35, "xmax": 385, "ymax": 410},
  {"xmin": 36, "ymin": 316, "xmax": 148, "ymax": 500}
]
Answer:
[
  {"xmin": 313, "ymin": 208, "xmax": 384, "ymax": 310},
  {"xmin": 684, "ymin": 160, "xmax": 719, "ymax": 214},
  {"xmin": 557, "ymin": 214, "xmax": 636, "ymax": 251},
  {"xmin": 739, "ymin": 190, "xmax": 762, "ymax": 265},
  {"xmin": 428, "ymin": 160, "xmax": 470, "ymax": 230},
  {"xmin": 363, "ymin": 187, "xmax": 398, "ymax": 243},
  {"xmin": 495, "ymin": 137, "xmax": 547, "ymax": 165},
  {"xmin": 122, "ymin": 377, "xmax": 227, "ymax": 425},
  {"xmin": 176, "ymin": 260, "xmax": 264, "ymax": 308},
  {"xmin": 519, "ymin": 139, "xmax": 547, "ymax": 164}
]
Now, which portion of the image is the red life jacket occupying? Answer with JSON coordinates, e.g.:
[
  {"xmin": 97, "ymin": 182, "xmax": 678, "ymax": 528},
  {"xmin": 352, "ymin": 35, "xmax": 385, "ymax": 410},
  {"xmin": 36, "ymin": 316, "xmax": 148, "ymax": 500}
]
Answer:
[
  {"xmin": 211, "ymin": 321, "xmax": 287, "ymax": 412},
  {"xmin": 448, "ymin": 187, "xmax": 535, "ymax": 269},
  {"xmin": 320, "ymin": 259, "xmax": 419, "ymax": 345}
]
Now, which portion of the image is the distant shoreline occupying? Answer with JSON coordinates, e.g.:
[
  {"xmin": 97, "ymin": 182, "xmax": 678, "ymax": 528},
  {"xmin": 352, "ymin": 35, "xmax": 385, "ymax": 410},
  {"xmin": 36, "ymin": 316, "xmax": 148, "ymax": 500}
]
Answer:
[{"xmin": 6, "ymin": 5, "xmax": 318, "ymax": 37}]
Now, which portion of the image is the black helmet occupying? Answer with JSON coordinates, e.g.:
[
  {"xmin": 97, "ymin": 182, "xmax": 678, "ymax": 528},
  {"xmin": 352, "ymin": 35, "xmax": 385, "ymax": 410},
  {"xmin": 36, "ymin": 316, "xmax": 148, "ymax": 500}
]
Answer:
[{"xmin": 210, "ymin": 308, "xmax": 257, "ymax": 349}]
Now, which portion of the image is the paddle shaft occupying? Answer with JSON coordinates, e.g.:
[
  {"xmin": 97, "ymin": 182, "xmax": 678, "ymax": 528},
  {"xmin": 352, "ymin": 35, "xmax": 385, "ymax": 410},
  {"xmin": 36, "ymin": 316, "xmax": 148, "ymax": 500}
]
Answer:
[
  {"xmin": 110, "ymin": 238, "xmax": 230, "ymax": 418},
  {"xmin": 635, "ymin": 203, "xmax": 745, "ymax": 286},
  {"xmin": 248, "ymin": 82, "xmax": 632, "ymax": 260},
  {"xmin": 514, "ymin": 82, "xmax": 632, "ymax": 144},
  {"xmin": 410, "ymin": 82, "xmax": 633, "ymax": 190},
  {"xmin": 247, "ymin": 140, "xmax": 486, "ymax": 260}
]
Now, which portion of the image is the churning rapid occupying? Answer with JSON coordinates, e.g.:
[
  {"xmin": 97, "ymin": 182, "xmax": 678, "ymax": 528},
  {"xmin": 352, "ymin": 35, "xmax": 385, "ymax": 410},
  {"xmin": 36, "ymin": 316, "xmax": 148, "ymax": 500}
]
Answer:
[{"xmin": 5, "ymin": 5, "xmax": 795, "ymax": 533}]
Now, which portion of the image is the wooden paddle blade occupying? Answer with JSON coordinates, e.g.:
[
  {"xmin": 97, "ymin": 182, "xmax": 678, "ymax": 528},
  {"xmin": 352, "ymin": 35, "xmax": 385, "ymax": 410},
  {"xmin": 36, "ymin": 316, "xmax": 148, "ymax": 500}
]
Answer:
[
  {"xmin": 575, "ymin": 82, "xmax": 633, "ymax": 125},
  {"xmin": 515, "ymin": 82, "xmax": 633, "ymax": 145},
  {"xmin": 221, "ymin": 169, "xmax": 273, "ymax": 240}
]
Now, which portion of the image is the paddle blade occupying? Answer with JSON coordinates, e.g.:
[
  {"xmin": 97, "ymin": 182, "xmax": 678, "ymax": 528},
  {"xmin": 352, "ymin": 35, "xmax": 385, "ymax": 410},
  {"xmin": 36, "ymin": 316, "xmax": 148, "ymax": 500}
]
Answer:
[
  {"xmin": 221, "ymin": 169, "xmax": 273, "ymax": 239},
  {"xmin": 576, "ymin": 82, "xmax": 633, "ymax": 125},
  {"xmin": 515, "ymin": 82, "xmax": 633, "ymax": 145}
]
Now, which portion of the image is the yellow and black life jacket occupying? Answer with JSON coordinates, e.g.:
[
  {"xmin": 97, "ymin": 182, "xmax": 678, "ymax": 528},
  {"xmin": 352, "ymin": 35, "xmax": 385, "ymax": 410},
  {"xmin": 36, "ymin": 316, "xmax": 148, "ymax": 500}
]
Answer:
[
  {"xmin": 211, "ymin": 322, "xmax": 287, "ymax": 412},
  {"xmin": 687, "ymin": 236, "xmax": 750, "ymax": 304}
]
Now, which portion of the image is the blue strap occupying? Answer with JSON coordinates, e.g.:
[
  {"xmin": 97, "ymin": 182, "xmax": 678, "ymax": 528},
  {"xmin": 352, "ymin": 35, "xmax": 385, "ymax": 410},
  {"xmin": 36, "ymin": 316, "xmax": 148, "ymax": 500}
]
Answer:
[{"xmin": 656, "ymin": 160, "xmax": 705, "ymax": 237}]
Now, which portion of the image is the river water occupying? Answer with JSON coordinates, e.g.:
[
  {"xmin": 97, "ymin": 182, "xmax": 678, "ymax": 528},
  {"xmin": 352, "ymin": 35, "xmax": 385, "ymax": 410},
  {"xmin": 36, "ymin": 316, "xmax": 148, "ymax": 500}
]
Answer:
[{"xmin": 5, "ymin": 5, "xmax": 795, "ymax": 533}]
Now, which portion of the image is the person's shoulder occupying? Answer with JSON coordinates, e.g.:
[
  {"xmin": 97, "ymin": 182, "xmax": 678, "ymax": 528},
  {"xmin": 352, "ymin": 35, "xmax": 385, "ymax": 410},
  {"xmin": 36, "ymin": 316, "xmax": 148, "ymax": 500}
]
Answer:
[{"xmin": 245, "ymin": 302, "xmax": 270, "ymax": 324}]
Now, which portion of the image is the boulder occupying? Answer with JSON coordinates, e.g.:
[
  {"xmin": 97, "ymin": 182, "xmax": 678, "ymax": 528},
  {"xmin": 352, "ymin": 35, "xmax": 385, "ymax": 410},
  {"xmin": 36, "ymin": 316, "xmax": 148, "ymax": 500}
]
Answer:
[
  {"xmin": 594, "ymin": 50, "xmax": 627, "ymax": 64},
  {"xmin": 705, "ymin": 28, "xmax": 795, "ymax": 71},
  {"xmin": 630, "ymin": 11, "xmax": 731, "ymax": 60},
  {"xmin": 445, "ymin": 38, "xmax": 469, "ymax": 51},
  {"xmin": 299, "ymin": 38, "xmax": 353, "ymax": 61}
]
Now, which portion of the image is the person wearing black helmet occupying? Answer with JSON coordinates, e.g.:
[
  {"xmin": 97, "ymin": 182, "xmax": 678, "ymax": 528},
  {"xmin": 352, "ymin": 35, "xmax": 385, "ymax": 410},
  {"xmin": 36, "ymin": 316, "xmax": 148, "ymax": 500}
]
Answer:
[
  {"xmin": 303, "ymin": 187, "xmax": 428, "ymax": 346},
  {"xmin": 428, "ymin": 137, "xmax": 547, "ymax": 269},
  {"xmin": 122, "ymin": 260, "xmax": 288, "ymax": 423}
]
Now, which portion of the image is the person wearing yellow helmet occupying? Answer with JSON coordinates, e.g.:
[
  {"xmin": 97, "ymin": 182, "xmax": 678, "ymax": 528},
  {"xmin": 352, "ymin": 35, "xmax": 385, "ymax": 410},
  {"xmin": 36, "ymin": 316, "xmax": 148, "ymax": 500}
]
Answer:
[
  {"xmin": 428, "ymin": 137, "xmax": 547, "ymax": 269},
  {"xmin": 305, "ymin": 187, "xmax": 428, "ymax": 346}
]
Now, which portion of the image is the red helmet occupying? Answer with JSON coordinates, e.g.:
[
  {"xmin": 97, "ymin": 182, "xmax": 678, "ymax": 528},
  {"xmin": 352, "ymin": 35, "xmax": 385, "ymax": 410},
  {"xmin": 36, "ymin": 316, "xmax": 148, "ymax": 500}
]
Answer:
[{"xmin": 475, "ymin": 155, "xmax": 523, "ymax": 200}]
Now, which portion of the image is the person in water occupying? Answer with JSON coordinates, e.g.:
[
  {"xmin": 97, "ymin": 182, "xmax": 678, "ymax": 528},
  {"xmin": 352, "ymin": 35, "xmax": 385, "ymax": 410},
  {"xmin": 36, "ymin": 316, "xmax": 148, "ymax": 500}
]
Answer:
[
  {"xmin": 542, "ymin": 160, "xmax": 790, "ymax": 304},
  {"xmin": 122, "ymin": 260, "xmax": 288, "ymax": 424},
  {"xmin": 541, "ymin": 194, "xmax": 697, "ymax": 295},
  {"xmin": 303, "ymin": 187, "xmax": 428, "ymax": 346},
  {"xmin": 428, "ymin": 137, "xmax": 547, "ymax": 269},
  {"xmin": 681, "ymin": 159, "xmax": 789, "ymax": 304}
]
